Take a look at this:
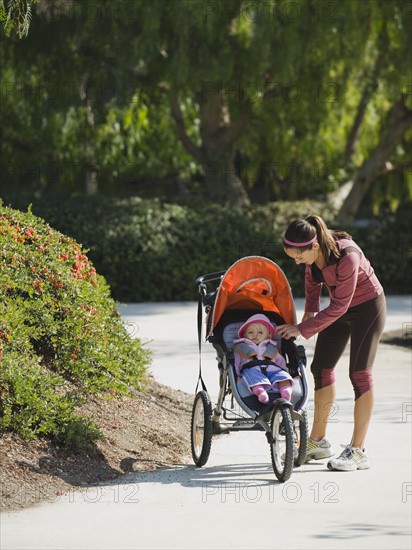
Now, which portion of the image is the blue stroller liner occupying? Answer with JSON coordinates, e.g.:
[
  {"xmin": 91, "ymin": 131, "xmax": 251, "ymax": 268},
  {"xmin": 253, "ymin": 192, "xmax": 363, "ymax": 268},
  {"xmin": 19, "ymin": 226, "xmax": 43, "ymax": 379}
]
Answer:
[{"xmin": 210, "ymin": 308, "xmax": 308, "ymax": 420}]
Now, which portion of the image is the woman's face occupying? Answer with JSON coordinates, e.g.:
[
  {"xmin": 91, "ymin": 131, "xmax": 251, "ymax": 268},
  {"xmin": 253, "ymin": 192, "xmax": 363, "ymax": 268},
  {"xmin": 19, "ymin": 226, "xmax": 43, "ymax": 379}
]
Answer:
[{"xmin": 284, "ymin": 244, "xmax": 319, "ymax": 266}]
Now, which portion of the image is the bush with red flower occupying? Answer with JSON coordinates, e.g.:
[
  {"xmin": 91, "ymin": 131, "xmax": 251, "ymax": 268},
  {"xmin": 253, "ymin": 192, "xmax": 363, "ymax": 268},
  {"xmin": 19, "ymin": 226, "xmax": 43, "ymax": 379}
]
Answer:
[{"xmin": 0, "ymin": 201, "xmax": 151, "ymax": 448}]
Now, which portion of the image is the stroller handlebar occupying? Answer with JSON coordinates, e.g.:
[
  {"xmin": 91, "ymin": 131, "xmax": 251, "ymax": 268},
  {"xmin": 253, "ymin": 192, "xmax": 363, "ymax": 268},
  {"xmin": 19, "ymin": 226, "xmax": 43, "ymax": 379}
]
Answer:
[
  {"xmin": 195, "ymin": 270, "xmax": 226, "ymax": 287},
  {"xmin": 196, "ymin": 271, "xmax": 226, "ymax": 306}
]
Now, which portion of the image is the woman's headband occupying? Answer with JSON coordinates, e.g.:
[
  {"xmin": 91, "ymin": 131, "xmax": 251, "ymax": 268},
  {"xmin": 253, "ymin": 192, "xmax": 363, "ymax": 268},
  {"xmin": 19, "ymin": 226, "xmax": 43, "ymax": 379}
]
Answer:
[{"xmin": 283, "ymin": 235, "xmax": 317, "ymax": 247}]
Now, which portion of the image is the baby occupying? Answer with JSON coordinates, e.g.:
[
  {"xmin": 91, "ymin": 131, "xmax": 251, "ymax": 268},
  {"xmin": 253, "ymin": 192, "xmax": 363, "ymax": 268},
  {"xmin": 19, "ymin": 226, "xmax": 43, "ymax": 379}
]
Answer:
[{"xmin": 232, "ymin": 313, "xmax": 293, "ymax": 404}]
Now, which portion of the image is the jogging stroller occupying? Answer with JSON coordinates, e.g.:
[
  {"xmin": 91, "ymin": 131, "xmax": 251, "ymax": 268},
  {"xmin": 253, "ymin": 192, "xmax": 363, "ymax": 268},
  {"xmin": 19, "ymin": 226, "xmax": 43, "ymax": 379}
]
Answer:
[{"xmin": 191, "ymin": 256, "xmax": 309, "ymax": 482}]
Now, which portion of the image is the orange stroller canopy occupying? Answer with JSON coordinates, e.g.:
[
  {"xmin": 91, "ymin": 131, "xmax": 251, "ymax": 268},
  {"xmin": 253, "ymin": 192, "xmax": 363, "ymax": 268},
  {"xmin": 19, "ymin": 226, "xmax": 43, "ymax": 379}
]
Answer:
[{"xmin": 207, "ymin": 256, "xmax": 296, "ymax": 337}]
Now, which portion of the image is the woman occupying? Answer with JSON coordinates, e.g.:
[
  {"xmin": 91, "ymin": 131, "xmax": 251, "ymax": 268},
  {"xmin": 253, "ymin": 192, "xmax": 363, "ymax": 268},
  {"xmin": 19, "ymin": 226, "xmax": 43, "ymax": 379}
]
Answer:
[{"xmin": 276, "ymin": 215, "xmax": 386, "ymax": 471}]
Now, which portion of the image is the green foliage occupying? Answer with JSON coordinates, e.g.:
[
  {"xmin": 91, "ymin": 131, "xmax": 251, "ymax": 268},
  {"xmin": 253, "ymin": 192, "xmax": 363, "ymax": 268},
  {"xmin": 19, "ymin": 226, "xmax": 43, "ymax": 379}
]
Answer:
[
  {"xmin": 58, "ymin": 417, "xmax": 103, "ymax": 452},
  {"xmin": 94, "ymin": 91, "xmax": 197, "ymax": 187},
  {"xmin": 0, "ymin": 0, "xmax": 410, "ymax": 212},
  {"xmin": 0, "ymin": 201, "xmax": 151, "ymax": 447},
  {"xmin": 8, "ymin": 195, "xmax": 408, "ymax": 303},
  {"xmin": 349, "ymin": 201, "xmax": 412, "ymax": 294},
  {"xmin": 133, "ymin": 0, "xmax": 411, "ymax": 203},
  {"xmin": 0, "ymin": 0, "xmax": 38, "ymax": 38},
  {"xmin": 3, "ymin": 195, "xmax": 334, "ymax": 300}
]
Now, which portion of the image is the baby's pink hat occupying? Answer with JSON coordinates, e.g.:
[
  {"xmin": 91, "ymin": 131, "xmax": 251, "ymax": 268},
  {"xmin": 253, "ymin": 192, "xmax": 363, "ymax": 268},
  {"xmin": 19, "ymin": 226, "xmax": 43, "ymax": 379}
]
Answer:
[{"xmin": 238, "ymin": 313, "xmax": 275, "ymax": 339}]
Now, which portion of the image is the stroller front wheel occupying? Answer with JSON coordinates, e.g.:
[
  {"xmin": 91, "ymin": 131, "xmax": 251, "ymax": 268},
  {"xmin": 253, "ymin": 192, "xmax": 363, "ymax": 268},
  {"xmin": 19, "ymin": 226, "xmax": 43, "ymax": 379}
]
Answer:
[
  {"xmin": 191, "ymin": 390, "xmax": 213, "ymax": 467},
  {"xmin": 270, "ymin": 405, "xmax": 294, "ymax": 482},
  {"xmin": 294, "ymin": 409, "xmax": 309, "ymax": 467}
]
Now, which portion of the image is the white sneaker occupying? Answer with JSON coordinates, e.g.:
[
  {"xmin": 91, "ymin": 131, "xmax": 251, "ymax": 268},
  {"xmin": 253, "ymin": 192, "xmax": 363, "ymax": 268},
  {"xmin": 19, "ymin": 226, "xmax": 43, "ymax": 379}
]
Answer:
[
  {"xmin": 305, "ymin": 437, "xmax": 334, "ymax": 461},
  {"xmin": 327, "ymin": 444, "xmax": 370, "ymax": 471}
]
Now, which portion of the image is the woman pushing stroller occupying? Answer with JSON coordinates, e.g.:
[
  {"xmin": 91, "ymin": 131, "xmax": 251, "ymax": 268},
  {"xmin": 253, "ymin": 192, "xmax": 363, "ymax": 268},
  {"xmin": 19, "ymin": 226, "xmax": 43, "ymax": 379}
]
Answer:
[{"xmin": 276, "ymin": 215, "xmax": 386, "ymax": 472}]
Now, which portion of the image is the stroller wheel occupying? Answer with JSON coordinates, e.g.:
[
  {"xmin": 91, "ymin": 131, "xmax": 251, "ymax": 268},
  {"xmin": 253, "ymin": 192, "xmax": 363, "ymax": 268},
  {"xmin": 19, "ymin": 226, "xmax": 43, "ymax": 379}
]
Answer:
[
  {"xmin": 270, "ymin": 405, "xmax": 294, "ymax": 482},
  {"xmin": 293, "ymin": 410, "xmax": 309, "ymax": 467},
  {"xmin": 191, "ymin": 390, "xmax": 213, "ymax": 467}
]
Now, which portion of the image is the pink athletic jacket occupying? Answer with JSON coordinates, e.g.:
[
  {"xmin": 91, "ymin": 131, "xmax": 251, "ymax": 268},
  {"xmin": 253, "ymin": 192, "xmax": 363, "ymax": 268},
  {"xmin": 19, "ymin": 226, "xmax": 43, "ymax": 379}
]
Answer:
[{"xmin": 297, "ymin": 238, "xmax": 383, "ymax": 339}]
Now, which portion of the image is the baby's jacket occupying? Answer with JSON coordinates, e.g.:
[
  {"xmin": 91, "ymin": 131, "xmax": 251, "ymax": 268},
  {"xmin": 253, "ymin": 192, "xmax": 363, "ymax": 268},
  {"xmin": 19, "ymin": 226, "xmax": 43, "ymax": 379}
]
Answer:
[{"xmin": 232, "ymin": 338, "xmax": 288, "ymax": 377}]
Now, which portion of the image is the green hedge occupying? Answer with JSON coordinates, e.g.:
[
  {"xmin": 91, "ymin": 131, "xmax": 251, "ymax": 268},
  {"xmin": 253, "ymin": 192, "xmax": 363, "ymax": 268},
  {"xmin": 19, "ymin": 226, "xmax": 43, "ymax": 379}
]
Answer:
[
  {"xmin": 348, "ymin": 201, "xmax": 412, "ymax": 295},
  {"xmin": 0, "ymin": 202, "xmax": 151, "ymax": 448},
  {"xmin": 2, "ymin": 195, "xmax": 411, "ymax": 301}
]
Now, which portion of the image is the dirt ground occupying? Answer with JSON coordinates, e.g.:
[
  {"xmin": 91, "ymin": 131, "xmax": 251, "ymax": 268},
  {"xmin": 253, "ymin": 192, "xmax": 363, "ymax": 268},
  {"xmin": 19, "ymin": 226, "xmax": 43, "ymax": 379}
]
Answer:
[
  {"xmin": 0, "ymin": 376, "xmax": 194, "ymax": 512},
  {"xmin": 0, "ymin": 329, "xmax": 409, "ymax": 513}
]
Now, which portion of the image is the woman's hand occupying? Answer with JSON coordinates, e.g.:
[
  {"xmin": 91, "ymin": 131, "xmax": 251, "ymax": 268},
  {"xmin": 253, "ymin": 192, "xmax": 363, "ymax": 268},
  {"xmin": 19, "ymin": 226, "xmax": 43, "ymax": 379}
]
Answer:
[{"xmin": 276, "ymin": 324, "xmax": 300, "ymax": 339}]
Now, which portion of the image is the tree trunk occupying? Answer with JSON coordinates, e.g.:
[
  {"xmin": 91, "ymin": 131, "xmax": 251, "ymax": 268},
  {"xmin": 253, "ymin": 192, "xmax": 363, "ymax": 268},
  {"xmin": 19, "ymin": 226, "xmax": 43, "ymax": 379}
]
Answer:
[
  {"xmin": 85, "ymin": 168, "xmax": 98, "ymax": 196},
  {"xmin": 170, "ymin": 89, "xmax": 251, "ymax": 205},
  {"xmin": 332, "ymin": 97, "xmax": 412, "ymax": 224},
  {"xmin": 344, "ymin": 67, "xmax": 381, "ymax": 166},
  {"xmin": 203, "ymin": 149, "xmax": 250, "ymax": 204}
]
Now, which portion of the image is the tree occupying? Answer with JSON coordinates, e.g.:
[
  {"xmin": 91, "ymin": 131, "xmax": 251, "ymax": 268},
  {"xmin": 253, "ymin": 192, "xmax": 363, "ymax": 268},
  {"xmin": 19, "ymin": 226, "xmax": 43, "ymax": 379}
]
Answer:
[
  {"xmin": 0, "ymin": 0, "xmax": 195, "ymax": 196},
  {"xmin": 332, "ymin": 95, "xmax": 412, "ymax": 222},
  {"xmin": 130, "ymin": 0, "xmax": 411, "ymax": 212},
  {"xmin": 1, "ymin": 0, "xmax": 411, "ymax": 220},
  {"xmin": 133, "ymin": 0, "xmax": 363, "ymax": 204},
  {"xmin": 323, "ymin": 0, "xmax": 412, "ymax": 222}
]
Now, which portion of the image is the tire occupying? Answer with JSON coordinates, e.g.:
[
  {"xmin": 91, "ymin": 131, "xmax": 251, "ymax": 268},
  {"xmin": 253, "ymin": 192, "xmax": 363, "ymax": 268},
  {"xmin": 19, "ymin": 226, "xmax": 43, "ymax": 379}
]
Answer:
[
  {"xmin": 270, "ymin": 405, "xmax": 294, "ymax": 482},
  {"xmin": 191, "ymin": 390, "xmax": 213, "ymax": 467},
  {"xmin": 294, "ymin": 410, "xmax": 309, "ymax": 467}
]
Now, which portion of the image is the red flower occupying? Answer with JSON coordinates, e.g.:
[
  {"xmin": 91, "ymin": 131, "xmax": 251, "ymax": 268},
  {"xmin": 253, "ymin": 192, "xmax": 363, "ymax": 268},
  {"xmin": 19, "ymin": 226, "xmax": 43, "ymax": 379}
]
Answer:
[
  {"xmin": 33, "ymin": 280, "xmax": 43, "ymax": 293},
  {"xmin": 24, "ymin": 228, "xmax": 37, "ymax": 239}
]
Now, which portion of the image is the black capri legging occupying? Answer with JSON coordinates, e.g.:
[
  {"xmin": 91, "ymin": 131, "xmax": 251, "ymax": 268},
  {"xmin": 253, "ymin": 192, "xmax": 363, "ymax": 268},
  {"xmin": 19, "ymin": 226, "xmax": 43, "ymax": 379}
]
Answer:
[{"xmin": 310, "ymin": 292, "xmax": 386, "ymax": 400}]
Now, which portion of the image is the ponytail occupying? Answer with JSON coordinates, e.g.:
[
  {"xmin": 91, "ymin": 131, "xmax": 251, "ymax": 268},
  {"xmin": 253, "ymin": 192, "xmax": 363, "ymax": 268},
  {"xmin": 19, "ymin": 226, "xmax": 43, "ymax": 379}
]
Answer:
[{"xmin": 306, "ymin": 215, "xmax": 352, "ymax": 264}]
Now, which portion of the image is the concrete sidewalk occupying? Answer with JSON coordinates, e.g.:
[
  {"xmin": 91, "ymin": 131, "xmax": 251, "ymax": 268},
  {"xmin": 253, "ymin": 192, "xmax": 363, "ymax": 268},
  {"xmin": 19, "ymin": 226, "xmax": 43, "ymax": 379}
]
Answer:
[{"xmin": 1, "ymin": 296, "xmax": 411, "ymax": 550}]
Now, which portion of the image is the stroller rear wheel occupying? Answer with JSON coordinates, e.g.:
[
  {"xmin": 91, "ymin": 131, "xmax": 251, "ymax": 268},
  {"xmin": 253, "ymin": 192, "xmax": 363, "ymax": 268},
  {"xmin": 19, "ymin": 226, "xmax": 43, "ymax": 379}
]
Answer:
[
  {"xmin": 191, "ymin": 390, "xmax": 213, "ymax": 467},
  {"xmin": 270, "ymin": 405, "xmax": 294, "ymax": 482}
]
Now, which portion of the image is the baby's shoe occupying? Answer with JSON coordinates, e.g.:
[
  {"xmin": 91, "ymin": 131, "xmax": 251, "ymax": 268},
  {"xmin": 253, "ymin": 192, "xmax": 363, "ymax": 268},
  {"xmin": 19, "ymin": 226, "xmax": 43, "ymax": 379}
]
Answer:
[
  {"xmin": 253, "ymin": 386, "xmax": 269, "ymax": 404},
  {"xmin": 280, "ymin": 385, "xmax": 292, "ymax": 401}
]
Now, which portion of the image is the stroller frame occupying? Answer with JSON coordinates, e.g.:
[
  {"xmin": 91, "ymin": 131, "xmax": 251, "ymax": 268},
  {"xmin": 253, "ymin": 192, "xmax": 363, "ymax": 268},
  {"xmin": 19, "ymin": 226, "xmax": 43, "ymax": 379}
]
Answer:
[{"xmin": 191, "ymin": 257, "xmax": 310, "ymax": 482}]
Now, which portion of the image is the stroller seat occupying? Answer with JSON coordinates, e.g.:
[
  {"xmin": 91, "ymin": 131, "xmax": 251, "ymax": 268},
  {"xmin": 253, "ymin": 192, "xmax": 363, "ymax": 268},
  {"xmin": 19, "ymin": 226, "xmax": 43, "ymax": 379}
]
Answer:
[{"xmin": 221, "ymin": 317, "xmax": 304, "ymax": 411}]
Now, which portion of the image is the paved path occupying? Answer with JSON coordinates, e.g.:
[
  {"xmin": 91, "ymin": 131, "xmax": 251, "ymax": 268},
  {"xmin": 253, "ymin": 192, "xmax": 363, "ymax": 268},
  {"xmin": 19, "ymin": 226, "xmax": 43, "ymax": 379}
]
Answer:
[{"xmin": 1, "ymin": 296, "xmax": 411, "ymax": 550}]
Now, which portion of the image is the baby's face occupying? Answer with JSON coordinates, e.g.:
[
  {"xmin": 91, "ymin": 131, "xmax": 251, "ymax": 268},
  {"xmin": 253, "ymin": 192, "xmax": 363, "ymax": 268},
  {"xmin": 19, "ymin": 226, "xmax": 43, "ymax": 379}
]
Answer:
[{"xmin": 244, "ymin": 322, "xmax": 270, "ymax": 344}]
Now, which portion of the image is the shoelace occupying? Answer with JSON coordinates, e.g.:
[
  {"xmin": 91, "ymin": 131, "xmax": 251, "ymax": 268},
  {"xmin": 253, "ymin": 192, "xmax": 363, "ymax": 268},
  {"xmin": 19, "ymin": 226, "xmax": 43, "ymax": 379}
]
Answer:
[{"xmin": 338, "ymin": 444, "xmax": 355, "ymax": 459}]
